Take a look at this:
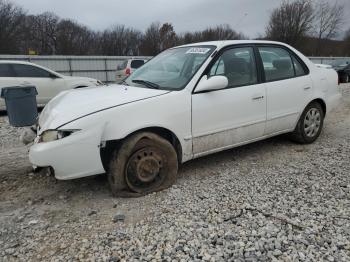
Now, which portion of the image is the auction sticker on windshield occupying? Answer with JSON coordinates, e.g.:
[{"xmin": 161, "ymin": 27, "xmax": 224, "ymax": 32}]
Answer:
[{"xmin": 186, "ymin": 48, "xmax": 211, "ymax": 54}]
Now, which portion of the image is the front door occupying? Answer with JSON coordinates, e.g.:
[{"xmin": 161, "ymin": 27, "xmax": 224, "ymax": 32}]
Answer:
[{"xmin": 192, "ymin": 46, "xmax": 266, "ymax": 156}]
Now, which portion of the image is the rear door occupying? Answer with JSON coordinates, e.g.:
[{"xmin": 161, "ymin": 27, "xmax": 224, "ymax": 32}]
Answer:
[
  {"xmin": 0, "ymin": 63, "xmax": 19, "ymax": 109},
  {"xmin": 257, "ymin": 46, "xmax": 313, "ymax": 134},
  {"xmin": 11, "ymin": 63, "xmax": 66, "ymax": 105}
]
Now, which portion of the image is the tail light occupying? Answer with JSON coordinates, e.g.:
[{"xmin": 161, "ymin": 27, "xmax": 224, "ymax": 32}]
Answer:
[{"xmin": 125, "ymin": 68, "xmax": 131, "ymax": 75}]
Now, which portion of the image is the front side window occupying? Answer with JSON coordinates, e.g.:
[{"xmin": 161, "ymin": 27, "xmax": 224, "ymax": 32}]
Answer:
[
  {"xmin": 118, "ymin": 60, "xmax": 128, "ymax": 70},
  {"xmin": 125, "ymin": 45, "xmax": 216, "ymax": 90},
  {"xmin": 209, "ymin": 47, "xmax": 258, "ymax": 88},
  {"xmin": 0, "ymin": 64, "xmax": 14, "ymax": 77},
  {"xmin": 258, "ymin": 47, "xmax": 294, "ymax": 81},
  {"xmin": 12, "ymin": 64, "xmax": 51, "ymax": 78}
]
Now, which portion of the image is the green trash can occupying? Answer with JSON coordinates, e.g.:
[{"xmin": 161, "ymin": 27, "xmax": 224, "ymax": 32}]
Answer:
[{"xmin": 0, "ymin": 86, "xmax": 38, "ymax": 127}]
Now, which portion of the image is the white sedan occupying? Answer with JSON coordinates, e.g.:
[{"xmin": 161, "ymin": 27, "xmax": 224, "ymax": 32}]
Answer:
[
  {"xmin": 28, "ymin": 40, "xmax": 341, "ymax": 197},
  {"xmin": 0, "ymin": 60, "xmax": 103, "ymax": 110}
]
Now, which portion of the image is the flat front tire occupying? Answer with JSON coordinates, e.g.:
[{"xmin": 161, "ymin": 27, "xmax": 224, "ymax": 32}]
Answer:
[
  {"xmin": 108, "ymin": 132, "xmax": 178, "ymax": 197},
  {"xmin": 290, "ymin": 102, "xmax": 324, "ymax": 144}
]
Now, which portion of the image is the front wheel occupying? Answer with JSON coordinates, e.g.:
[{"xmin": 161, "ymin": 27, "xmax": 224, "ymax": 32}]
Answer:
[
  {"xmin": 290, "ymin": 102, "xmax": 324, "ymax": 144},
  {"xmin": 108, "ymin": 132, "xmax": 178, "ymax": 197}
]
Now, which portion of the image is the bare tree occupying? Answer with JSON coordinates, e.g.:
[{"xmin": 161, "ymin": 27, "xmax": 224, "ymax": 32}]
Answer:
[
  {"xmin": 159, "ymin": 23, "xmax": 177, "ymax": 51},
  {"xmin": 25, "ymin": 12, "xmax": 59, "ymax": 55},
  {"xmin": 140, "ymin": 22, "xmax": 161, "ymax": 56},
  {"xmin": 313, "ymin": 0, "xmax": 344, "ymax": 55},
  {"xmin": 0, "ymin": 0, "xmax": 26, "ymax": 54},
  {"xmin": 343, "ymin": 28, "xmax": 350, "ymax": 56},
  {"xmin": 179, "ymin": 24, "xmax": 245, "ymax": 45},
  {"xmin": 99, "ymin": 25, "xmax": 142, "ymax": 56},
  {"xmin": 56, "ymin": 19, "xmax": 97, "ymax": 55},
  {"xmin": 265, "ymin": 0, "xmax": 314, "ymax": 48},
  {"xmin": 201, "ymin": 24, "xmax": 245, "ymax": 41}
]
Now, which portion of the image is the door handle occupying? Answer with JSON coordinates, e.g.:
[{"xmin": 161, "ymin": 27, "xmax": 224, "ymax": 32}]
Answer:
[
  {"xmin": 304, "ymin": 86, "xmax": 311, "ymax": 90},
  {"xmin": 252, "ymin": 95, "xmax": 264, "ymax": 101}
]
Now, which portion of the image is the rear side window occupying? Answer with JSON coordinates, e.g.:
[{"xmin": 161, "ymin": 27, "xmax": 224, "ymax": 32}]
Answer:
[
  {"xmin": 0, "ymin": 64, "xmax": 14, "ymax": 77},
  {"xmin": 12, "ymin": 64, "xmax": 51, "ymax": 78},
  {"xmin": 117, "ymin": 60, "xmax": 128, "ymax": 70},
  {"xmin": 292, "ymin": 56, "xmax": 307, "ymax": 77},
  {"xmin": 258, "ymin": 47, "xmax": 294, "ymax": 81},
  {"xmin": 130, "ymin": 60, "xmax": 145, "ymax": 69}
]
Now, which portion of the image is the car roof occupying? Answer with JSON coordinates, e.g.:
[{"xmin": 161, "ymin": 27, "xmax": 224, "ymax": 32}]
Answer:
[
  {"xmin": 128, "ymin": 58, "xmax": 147, "ymax": 61},
  {"xmin": 0, "ymin": 60, "xmax": 64, "ymax": 77},
  {"xmin": 0, "ymin": 60, "xmax": 46, "ymax": 66},
  {"xmin": 177, "ymin": 40, "xmax": 291, "ymax": 49}
]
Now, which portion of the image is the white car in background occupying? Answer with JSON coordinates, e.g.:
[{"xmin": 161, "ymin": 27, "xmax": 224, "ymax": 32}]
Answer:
[
  {"xmin": 115, "ymin": 58, "xmax": 147, "ymax": 83},
  {"xmin": 29, "ymin": 40, "xmax": 341, "ymax": 197},
  {"xmin": 0, "ymin": 60, "xmax": 103, "ymax": 110},
  {"xmin": 315, "ymin": 63, "xmax": 332, "ymax": 69}
]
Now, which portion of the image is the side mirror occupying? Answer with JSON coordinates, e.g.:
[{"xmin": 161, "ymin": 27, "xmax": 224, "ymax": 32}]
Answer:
[{"xmin": 195, "ymin": 75, "xmax": 228, "ymax": 93}]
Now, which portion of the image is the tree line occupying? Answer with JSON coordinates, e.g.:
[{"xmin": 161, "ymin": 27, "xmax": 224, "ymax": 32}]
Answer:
[
  {"xmin": 0, "ymin": 0, "xmax": 349, "ymax": 56},
  {"xmin": 266, "ymin": 0, "xmax": 349, "ymax": 56}
]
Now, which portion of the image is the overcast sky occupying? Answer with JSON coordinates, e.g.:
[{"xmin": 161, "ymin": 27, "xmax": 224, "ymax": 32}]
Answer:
[{"xmin": 13, "ymin": 0, "xmax": 350, "ymax": 38}]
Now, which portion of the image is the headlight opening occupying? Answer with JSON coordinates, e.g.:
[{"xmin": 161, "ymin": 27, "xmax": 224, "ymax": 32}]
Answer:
[{"xmin": 39, "ymin": 129, "xmax": 79, "ymax": 143}]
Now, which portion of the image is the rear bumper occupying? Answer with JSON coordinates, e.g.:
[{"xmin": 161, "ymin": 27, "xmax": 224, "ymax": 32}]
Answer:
[{"xmin": 29, "ymin": 124, "xmax": 106, "ymax": 180}]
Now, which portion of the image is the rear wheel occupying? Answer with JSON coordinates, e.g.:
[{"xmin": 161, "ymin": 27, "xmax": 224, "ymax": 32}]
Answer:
[
  {"xmin": 108, "ymin": 132, "xmax": 178, "ymax": 197},
  {"xmin": 340, "ymin": 73, "xmax": 349, "ymax": 83},
  {"xmin": 290, "ymin": 102, "xmax": 324, "ymax": 144}
]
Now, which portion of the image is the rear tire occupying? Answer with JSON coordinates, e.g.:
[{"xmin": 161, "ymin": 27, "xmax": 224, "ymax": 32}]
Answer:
[
  {"xmin": 108, "ymin": 132, "xmax": 178, "ymax": 197},
  {"xmin": 340, "ymin": 74, "xmax": 349, "ymax": 83},
  {"xmin": 290, "ymin": 102, "xmax": 324, "ymax": 144}
]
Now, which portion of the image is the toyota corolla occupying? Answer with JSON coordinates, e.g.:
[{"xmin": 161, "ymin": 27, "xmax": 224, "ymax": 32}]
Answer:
[{"xmin": 29, "ymin": 40, "xmax": 341, "ymax": 197}]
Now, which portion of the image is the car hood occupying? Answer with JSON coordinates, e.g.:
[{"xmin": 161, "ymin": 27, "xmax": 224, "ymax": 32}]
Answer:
[{"xmin": 38, "ymin": 84, "xmax": 170, "ymax": 131}]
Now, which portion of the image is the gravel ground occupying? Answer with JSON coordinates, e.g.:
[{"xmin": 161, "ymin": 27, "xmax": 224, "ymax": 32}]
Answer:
[{"xmin": 1, "ymin": 84, "xmax": 350, "ymax": 261}]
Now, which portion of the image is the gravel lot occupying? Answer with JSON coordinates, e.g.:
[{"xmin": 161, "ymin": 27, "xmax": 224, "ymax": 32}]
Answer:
[{"xmin": 1, "ymin": 84, "xmax": 350, "ymax": 261}]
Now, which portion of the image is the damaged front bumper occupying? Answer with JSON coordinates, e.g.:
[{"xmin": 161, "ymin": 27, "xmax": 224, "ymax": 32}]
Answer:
[{"xmin": 29, "ymin": 124, "xmax": 106, "ymax": 180}]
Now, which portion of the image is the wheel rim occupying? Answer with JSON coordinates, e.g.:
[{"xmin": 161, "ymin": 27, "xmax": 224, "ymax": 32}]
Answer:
[
  {"xmin": 125, "ymin": 147, "xmax": 165, "ymax": 193},
  {"xmin": 304, "ymin": 108, "xmax": 321, "ymax": 138}
]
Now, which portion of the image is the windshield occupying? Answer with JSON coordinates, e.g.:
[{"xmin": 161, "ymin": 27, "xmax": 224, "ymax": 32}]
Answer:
[{"xmin": 125, "ymin": 45, "xmax": 216, "ymax": 90}]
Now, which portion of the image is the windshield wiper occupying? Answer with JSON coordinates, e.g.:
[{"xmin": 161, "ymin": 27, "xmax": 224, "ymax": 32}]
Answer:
[
  {"xmin": 132, "ymin": 79, "xmax": 160, "ymax": 89},
  {"xmin": 120, "ymin": 79, "xmax": 129, "ymax": 86}
]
